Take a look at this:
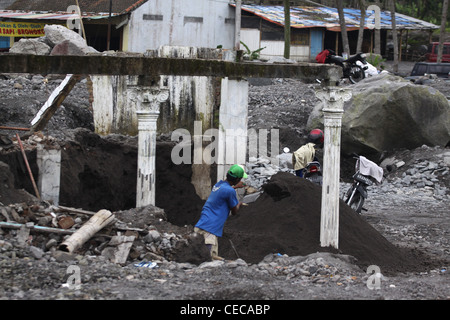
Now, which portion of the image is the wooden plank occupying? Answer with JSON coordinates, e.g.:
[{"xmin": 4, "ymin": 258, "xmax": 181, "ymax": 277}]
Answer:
[{"xmin": 30, "ymin": 74, "xmax": 81, "ymax": 132}]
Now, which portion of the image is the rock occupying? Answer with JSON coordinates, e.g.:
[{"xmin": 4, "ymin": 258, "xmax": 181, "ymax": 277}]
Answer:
[
  {"xmin": 29, "ymin": 246, "xmax": 44, "ymax": 259},
  {"xmin": 0, "ymin": 240, "xmax": 13, "ymax": 251},
  {"xmin": 45, "ymin": 238, "xmax": 58, "ymax": 250},
  {"xmin": 44, "ymin": 24, "xmax": 86, "ymax": 48},
  {"xmin": 144, "ymin": 229, "xmax": 161, "ymax": 243},
  {"xmin": 198, "ymin": 260, "xmax": 224, "ymax": 268},
  {"xmin": 307, "ymin": 73, "xmax": 450, "ymax": 156},
  {"xmin": 8, "ymin": 25, "xmax": 99, "ymax": 57},
  {"xmin": 50, "ymin": 39, "xmax": 97, "ymax": 56},
  {"xmin": 276, "ymin": 152, "xmax": 293, "ymax": 169},
  {"xmin": 9, "ymin": 38, "xmax": 51, "ymax": 55},
  {"xmin": 52, "ymin": 250, "xmax": 76, "ymax": 262}
]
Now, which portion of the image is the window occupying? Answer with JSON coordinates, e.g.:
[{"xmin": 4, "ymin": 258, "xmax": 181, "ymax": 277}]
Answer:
[
  {"xmin": 184, "ymin": 16, "xmax": 203, "ymax": 24},
  {"xmin": 291, "ymin": 30, "xmax": 309, "ymax": 45},
  {"xmin": 143, "ymin": 14, "xmax": 163, "ymax": 21}
]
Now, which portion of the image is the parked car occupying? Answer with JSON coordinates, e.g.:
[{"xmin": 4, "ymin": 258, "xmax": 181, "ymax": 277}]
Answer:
[
  {"xmin": 425, "ymin": 42, "xmax": 450, "ymax": 63},
  {"xmin": 405, "ymin": 62, "xmax": 450, "ymax": 82}
]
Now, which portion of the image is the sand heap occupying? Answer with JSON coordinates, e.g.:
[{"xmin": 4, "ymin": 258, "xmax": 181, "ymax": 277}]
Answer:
[{"xmin": 218, "ymin": 172, "xmax": 426, "ymax": 274}]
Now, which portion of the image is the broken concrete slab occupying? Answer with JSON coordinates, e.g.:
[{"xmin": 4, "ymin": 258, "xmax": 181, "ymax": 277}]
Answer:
[{"xmin": 102, "ymin": 235, "xmax": 135, "ymax": 265}]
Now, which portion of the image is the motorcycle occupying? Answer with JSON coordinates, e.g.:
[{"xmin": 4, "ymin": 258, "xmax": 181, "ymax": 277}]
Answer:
[
  {"xmin": 316, "ymin": 50, "xmax": 368, "ymax": 84},
  {"xmin": 302, "ymin": 160, "xmax": 322, "ymax": 186},
  {"xmin": 344, "ymin": 154, "xmax": 383, "ymax": 214}
]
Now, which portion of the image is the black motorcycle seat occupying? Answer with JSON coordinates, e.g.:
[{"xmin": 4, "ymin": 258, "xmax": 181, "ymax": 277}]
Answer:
[{"xmin": 329, "ymin": 55, "xmax": 345, "ymax": 63}]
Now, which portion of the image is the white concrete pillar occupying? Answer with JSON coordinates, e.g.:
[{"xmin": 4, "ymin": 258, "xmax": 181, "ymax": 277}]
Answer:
[
  {"xmin": 135, "ymin": 86, "xmax": 169, "ymax": 207},
  {"xmin": 217, "ymin": 77, "xmax": 249, "ymax": 181},
  {"xmin": 36, "ymin": 144, "xmax": 61, "ymax": 205},
  {"xmin": 136, "ymin": 111, "xmax": 159, "ymax": 207},
  {"xmin": 316, "ymin": 86, "xmax": 352, "ymax": 249}
]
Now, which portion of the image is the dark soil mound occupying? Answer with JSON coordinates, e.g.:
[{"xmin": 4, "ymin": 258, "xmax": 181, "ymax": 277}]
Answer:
[
  {"xmin": 58, "ymin": 131, "xmax": 205, "ymax": 227},
  {"xmin": 155, "ymin": 142, "xmax": 206, "ymax": 226},
  {"xmin": 0, "ymin": 129, "xmax": 205, "ymax": 228},
  {"xmin": 219, "ymin": 172, "xmax": 431, "ymax": 274}
]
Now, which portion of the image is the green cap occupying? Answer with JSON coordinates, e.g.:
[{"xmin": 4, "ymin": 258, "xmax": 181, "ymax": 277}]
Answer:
[{"xmin": 228, "ymin": 164, "xmax": 248, "ymax": 179}]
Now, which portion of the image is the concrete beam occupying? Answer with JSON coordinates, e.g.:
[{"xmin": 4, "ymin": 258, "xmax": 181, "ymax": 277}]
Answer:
[{"xmin": 0, "ymin": 53, "xmax": 342, "ymax": 82}]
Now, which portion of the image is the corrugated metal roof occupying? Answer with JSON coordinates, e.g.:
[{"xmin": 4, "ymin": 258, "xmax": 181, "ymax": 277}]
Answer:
[
  {"xmin": 6, "ymin": 0, "xmax": 147, "ymax": 15},
  {"xmin": 0, "ymin": 10, "xmax": 115, "ymax": 20},
  {"xmin": 236, "ymin": 4, "xmax": 439, "ymax": 31},
  {"xmin": 0, "ymin": 0, "xmax": 149, "ymax": 21}
]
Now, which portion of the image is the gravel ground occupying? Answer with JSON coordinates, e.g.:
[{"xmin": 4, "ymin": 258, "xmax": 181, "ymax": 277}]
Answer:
[{"xmin": 0, "ymin": 62, "xmax": 449, "ymax": 307}]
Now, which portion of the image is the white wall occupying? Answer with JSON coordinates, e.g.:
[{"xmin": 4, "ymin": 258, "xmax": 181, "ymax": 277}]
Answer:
[
  {"xmin": 240, "ymin": 28, "xmax": 260, "ymax": 52},
  {"xmin": 127, "ymin": 0, "xmax": 235, "ymax": 52},
  {"xmin": 241, "ymin": 29, "xmax": 310, "ymax": 62}
]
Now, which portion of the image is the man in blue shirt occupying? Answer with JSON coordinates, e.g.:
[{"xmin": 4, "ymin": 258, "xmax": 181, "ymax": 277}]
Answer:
[{"xmin": 195, "ymin": 164, "xmax": 247, "ymax": 260}]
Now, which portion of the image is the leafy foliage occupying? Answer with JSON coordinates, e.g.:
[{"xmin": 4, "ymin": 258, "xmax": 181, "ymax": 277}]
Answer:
[{"xmin": 240, "ymin": 41, "xmax": 266, "ymax": 60}]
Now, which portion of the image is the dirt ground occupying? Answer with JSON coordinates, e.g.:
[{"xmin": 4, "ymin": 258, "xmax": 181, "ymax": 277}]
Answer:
[{"xmin": 0, "ymin": 62, "xmax": 449, "ymax": 303}]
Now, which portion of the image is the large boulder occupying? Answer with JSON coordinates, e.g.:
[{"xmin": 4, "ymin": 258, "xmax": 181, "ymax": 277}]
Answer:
[
  {"xmin": 307, "ymin": 73, "xmax": 450, "ymax": 156},
  {"xmin": 9, "ymin": 38, "xmax": 51, "ymax": 55},
  {"xmin": 44, "ymin": 24, "xmax": 97, "ymax": 55},
  {"xmin": 44, "ymin": 24, "xmax": 85, "ymax": 47},
  {"xmin": 9, "ymin": 25, "xmax": 97, "ymax": 56}
]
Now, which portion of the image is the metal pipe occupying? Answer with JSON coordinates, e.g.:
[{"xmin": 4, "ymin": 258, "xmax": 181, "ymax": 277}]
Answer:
[
  {"xmin": 16, "ymin": 133, "xmax": 40, "ymax": 200},
  {"xmin": 107, "ymin": 0, "xmax": 112, "ymax": 51},
  {"xmin": 0, "ymin": 221, "xmax": 112, "ymax": 238},
  {"xmin": 0, "ymin": 126, "xmax": 30, "ymax": 131},
  {"xmin": 0, "ymin": 221, "xmax": 74, "ymax": 235}
]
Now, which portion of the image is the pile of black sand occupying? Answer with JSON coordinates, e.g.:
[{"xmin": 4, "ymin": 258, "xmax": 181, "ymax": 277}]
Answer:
[{"xmin": 218, "ymin": 172, "xmax": 432, "ymax": 275}]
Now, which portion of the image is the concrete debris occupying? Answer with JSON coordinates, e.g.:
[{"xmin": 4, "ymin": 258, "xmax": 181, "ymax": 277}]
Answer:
[
  {"xmin": 58, "ymin": 209, "xmax": 115, "ymax": 253},
  {"xmin": 0, "ymin": 201, "xmax": 205, "ymax": 266},
  {"xmin": 244, "ymin": 154, "xmax": 294, "ymax": 190},
  {"xmin": 102, "ymin": 235, "xmax": 136, "ymax": 265},
  {"xmin": 374, "ymin": 145, "xmax": 450, "ymax": 201}
]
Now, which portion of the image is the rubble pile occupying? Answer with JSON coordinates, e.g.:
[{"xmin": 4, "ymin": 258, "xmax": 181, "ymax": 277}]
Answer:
[
  {"xmin": 336, "ymin": 145, "xmax": 450, "ymax": 207},
  {"xmin": 0, "ymin": 238, "xmax": 383, "ymax": 300},
  {"xmin": 0, "ymin": 201, "xmax": 210, "ymax": 269},
  {"xmin": 381, "ymin": 145, "xmax": 450, "ymax": 197},
  {"xmin": 244, "ymin": 153, "xmax": 294, "ymax": 190}
]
